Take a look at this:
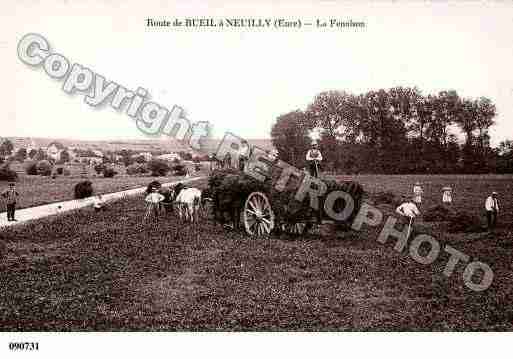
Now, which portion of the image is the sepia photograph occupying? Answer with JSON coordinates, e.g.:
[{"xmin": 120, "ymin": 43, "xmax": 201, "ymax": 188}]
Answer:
[{"xmin": 1, "ymin": 0, "xmax": 512, "ymax": 357}]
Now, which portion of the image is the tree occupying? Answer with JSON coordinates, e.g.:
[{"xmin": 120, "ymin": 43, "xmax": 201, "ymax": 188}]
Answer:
[
  {"xmin": 475, "ymin": 97, "xmax": 496, "ymax": 170},
  {"xmin": 271, "ymin": 110, "xmax": 311, "ymax": 168},
  {"xmin": 496, "ymin": 140, "xmax": 513, "ymax": 173},
  {"xmin": 28, "ymin": 149, "xmax": 38, "ymax": 159},
  {"xmin": 15, "ymin": 148, "xmax": 27, "ymax": 162},
  {"xmin": 34, "ymin": 148, "xmax": 48, "ymax": 161},
  {"xmin": 0, "ymin": 140, "xmax": 14, "ymax": 157},
  {"xmin": 455, "ymin": 98, "xmax": 479, "ymax": 173},
  {"xmin": 178, "ymin": 151, "xmax": 193, "ymax": 161},
  {"xmin": 306, "ymin": 90, "xmax": 360, "ymax": 142},
  {"xmin": 147, "ymin": 159, "xmax": 170, "ymax": 176},
  {"xmin": 134, "ymin": 155, "xmax": 147, "ymax": 164},
  {"xmin": 59, "ymin": 150, "xmax": 71, "ymax": 164},
  {"xmin": 36, "ymin": 160, "xmax": 53, "ymax": 176}
]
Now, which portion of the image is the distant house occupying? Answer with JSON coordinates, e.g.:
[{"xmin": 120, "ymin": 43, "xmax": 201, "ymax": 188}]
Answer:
[
  {"xmin": 46, "ymin": 141, "xmax": 66, "ymax": 161},
  {"xmin": 156, "ymin": 153, "xmax": 181, "ymax": 162},
  {"xmin": 80, "ymin": 157, "xmax": 103, "ymax": 165},
  {"xmin": 92, "ymin": 150, "xmax": 104, "ymax": 158},
  {"xmin": 26, "ymin": 139, "xmax": 38, "ymax": 154},
  {"xmin": 131, "ymin": 152, "xmax": 153, "ymax": 162}
]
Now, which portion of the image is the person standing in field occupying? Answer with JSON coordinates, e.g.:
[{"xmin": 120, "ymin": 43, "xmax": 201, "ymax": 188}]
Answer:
[
  {"xmin": 485, "ymin": 191, "xmax": 500, "ymax": 229},
  {"xmin": 306, "ymin": 143, "xmax": 323, "ymax": 178},
  {"xmin": 396, "ymin": 196, "xmax": 421, "ymax": 238},
  {"xmin": 413, "ymin": 182, "xmax": 423, "ymax": 207},
  {"xmin": 1, "ymin": 182, "xmax": 19, "ymax": 221},
  {"xmin": 145, "ymin": 186, "xmax": 165, "ymax": 221},
  {"xmin": 238, "ymin": 140, "xmax": 250, "ymax": 171},
  {"xmin": 442, "ymin": 186, "xmax": 453, "ymax": 205}
]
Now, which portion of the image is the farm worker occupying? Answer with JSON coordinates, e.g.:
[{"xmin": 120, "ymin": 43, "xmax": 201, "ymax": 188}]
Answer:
[
  {"xmin": 145, "ymin": 187, "xmax": 165, "ymax": 221},
  {"xmin": 223, "ymin": 152, "xmax": 232, "ymax": 169},
  {"xmin": 1, "ymin": 182, "xmax": 19, "ymax": 221},
  {"xmin": 413, "ymin": 182, "xmax": 423, "ymax": 206},
  {"xmin": 92, "ymin": 194, "xmax": 106, "ymax": 212},
  {"xmin": 238, "ymin": 140, "xmax": 250, "ymax": 171},
  {"xmin": 396, "ymin": 197, "xmax": 421, "ymax": 238},
  {"xmin": 306, "ymin": 143, "xmax": 323, "ymax": 178},
  {"xmin": 159, "ymin": 187, "xmax": 174, "ymax": 213},
  {"xmin": 485, "ymin": 191, "xmax": 499, "ymax": 229},
  {"xmin": 442, "ymin": 186, "xmax": 453, "ymax": 205}
]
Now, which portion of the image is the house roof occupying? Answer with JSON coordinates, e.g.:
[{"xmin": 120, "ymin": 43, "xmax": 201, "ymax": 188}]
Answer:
[{"xmin": 47, "ymin": 141, "xmax": 66, "ymax": 150}]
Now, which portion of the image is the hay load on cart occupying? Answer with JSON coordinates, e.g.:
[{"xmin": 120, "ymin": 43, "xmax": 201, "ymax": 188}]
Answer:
[{"xmin": 208, "ymin": 167, "xmax": 364, "ymax": 236}]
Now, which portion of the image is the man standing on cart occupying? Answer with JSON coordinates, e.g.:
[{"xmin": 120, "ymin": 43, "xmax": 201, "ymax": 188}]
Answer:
[{"xmin": 306, "ymin": 142, "xmax": 323, "ymax": 178}]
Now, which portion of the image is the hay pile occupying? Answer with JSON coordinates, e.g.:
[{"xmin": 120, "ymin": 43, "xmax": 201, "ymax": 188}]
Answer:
[
  {"xmin": 424, "ymin": 204, "xmax": 482, "ymax": 233},
  {"xmin": 208, "ymin": 169, "xmax": 364, "ymax": 225}
]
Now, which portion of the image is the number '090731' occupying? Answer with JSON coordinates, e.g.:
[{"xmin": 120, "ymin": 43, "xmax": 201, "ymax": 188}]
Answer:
[{"xmin": 8, "ymin": 342, "xmax": 39, "ymax": 351}]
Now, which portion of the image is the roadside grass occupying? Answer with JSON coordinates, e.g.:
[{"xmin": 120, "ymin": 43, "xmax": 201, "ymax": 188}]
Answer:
[{"xmin": 0, "ymin": 173, "xmax": 205, "ymax": 210}]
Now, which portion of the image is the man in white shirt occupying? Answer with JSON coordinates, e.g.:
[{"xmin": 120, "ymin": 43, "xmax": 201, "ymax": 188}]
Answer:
[
  {"xmin": 396, "ymin": 199, "xmax": 421, "ymax": 219},
  {"xmin": 413, "ymin": 182, "xmax": 423, "ymax": 206},
  {"xmin": 396, "ymin": 197, "xmax": 421, "ymax": 238},
  {"xmin": 305, "ymin": 143, "xmax": 323, "ymax": 177},
  {"xmin": 145, "ymin": 187, "xmax": 165, "ymax": 221},
  {"xmin": 485, "ymin": 191, "xmax": 499, "ymax": 229}
]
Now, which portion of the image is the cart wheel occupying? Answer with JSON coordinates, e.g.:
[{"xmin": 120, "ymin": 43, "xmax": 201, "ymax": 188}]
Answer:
[
  {"xmin": 282, "ymin": 222, "xmax": 309, "ymax": 236},
  {"xmin": 243, "ymin": 192, "xmax": 275, "ymax": 236}
]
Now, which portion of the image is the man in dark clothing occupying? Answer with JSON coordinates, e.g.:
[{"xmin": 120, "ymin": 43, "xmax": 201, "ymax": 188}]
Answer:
[{"xmin": 2, "ymin": 182, "xmax": 19, "ymax": 221}]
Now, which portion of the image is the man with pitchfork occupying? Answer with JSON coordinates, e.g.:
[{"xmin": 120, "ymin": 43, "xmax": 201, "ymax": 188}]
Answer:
[
  {"xmin": 306, "ymin": 142, "xmax": 323, "ymax": 178},
  {"xmin": 396, "ymin": 195, "xmax": 421, "ymax": 239}
]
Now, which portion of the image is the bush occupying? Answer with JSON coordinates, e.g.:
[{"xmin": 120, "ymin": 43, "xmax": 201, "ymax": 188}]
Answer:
[
  {"xmin": 36, "ymin": 160, "xmax": 53, "ymax": 176},
  {"xmin": 171, "ymin": 164, "xmax": 187, "ymax": 176},
  {"xmin": 103, "ymin": 168, "xmax": 117, "ymax": 178},
  {"xmin": 126, "ymin": 164, "xmax": 148, "ymax": 175},
  {"xmin": 94, "ymin": 163, "xmax": 107, "ymax": 174},
  {"xmin": 74, "ymin": 180, "xmax": 94, "ymax": 199},
  {"xmin": 25, "ymin": 161, "xmax": 38, "ymax": 175},
  {"xmin": 0, "ymin": 165, "xmax": 17, "ymax": 182},
  {"xmin": 148, "ymin": 159, "xmax": 170, "ymax": 177}
]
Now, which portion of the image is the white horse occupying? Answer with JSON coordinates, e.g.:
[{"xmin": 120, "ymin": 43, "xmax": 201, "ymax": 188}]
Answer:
[{"xmin": 174, "ymin": 187, "xmax": 202, "ymax": 223}]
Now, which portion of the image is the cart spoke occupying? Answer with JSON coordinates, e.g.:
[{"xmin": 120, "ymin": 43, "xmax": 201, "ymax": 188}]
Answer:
[
  {"xmin": 261, "ymin": 217, "xmax": 271, "ymax": 225},
  {"xmin": 246, "ymin": 209, "xmax": 259, "ymax": 217},
  {"xmin": 248, "ymin": 200, "xmax": 257, "ymax": 212}
]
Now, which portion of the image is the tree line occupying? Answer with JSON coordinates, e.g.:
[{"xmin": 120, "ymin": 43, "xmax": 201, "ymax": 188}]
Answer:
[{"xmin": 271, "ymin": 87, "xmax": 513, "ymax": 174}]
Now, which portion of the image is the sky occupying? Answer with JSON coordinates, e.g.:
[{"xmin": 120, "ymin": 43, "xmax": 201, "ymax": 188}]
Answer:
[{"xmin": 2, "ymin": 0, "xmax": 513, "ymax": 146}]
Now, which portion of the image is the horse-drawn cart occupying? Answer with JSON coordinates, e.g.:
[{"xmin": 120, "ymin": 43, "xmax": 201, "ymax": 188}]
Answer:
[{"xmin": 208, "ymin": 168, "xmax": 364, "ymax": 237}]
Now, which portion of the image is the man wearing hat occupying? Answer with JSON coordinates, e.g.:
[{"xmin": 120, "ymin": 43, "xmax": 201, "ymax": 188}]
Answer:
[
  {"xmin": 396, "ymin": 195, "xmax": 421, "ymax": 239},
  {"xmin": 1, "ymin": 182, "xmax": 19, "ymax": 221},
  {"xmin": 413, "ymin": 181, "xmax": 423, "ymax": 207},
  {"xmin": 485, "ymin": 191, "xmax": 500, "ymax": 229},
  {"xmin": 305, "ymin": 143, "xmax": 323, "ymax": 178}
]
